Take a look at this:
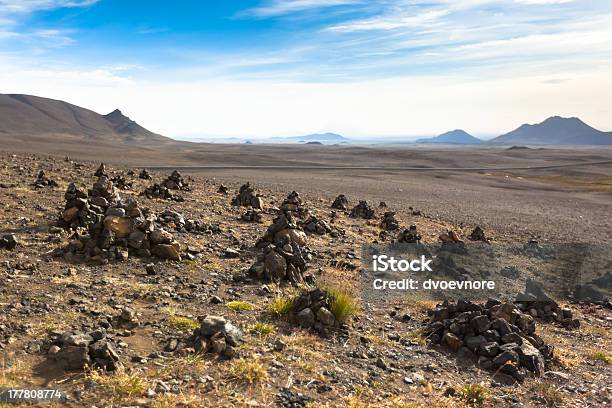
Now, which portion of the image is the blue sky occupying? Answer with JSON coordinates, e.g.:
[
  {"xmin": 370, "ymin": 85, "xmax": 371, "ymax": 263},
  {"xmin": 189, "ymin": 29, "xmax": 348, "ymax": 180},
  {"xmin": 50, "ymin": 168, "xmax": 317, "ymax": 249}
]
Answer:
[{"xmin": 1, "ymin": 0, "xmax": 611, "ymax": 138}]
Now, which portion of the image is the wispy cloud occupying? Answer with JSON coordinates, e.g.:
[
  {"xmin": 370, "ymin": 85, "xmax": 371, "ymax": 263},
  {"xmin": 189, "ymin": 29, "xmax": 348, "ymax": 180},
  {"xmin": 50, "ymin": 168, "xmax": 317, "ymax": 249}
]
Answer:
[
  {"xmin": 242, "ymin": 0, "xmax": 362, "ymax": 18},
  {"xmin": 0, "ymin": 0, "xmax": 98, "ymax": 13}
]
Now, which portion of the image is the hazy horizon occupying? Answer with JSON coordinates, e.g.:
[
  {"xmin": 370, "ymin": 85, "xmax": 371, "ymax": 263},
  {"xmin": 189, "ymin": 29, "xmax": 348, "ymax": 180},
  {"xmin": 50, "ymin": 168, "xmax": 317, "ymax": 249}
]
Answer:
[{"xmin": 1, "ymin": 0, "xmax": 611, "ymax": 139}]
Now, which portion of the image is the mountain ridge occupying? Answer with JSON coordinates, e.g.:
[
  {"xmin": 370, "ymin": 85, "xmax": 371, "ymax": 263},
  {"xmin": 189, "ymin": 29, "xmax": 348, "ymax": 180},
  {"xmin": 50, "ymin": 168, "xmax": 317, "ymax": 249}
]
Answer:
[
  {"xmin": 489, "ymin": 116, "xmax": 612, "ymax": 145},
  {"xmin": 0, "ymin": 94, "xmax": 172, "ymax": 145},
  {"xmin": 416, "ymin": 129, "xmax": 483, "ymax": 144}
]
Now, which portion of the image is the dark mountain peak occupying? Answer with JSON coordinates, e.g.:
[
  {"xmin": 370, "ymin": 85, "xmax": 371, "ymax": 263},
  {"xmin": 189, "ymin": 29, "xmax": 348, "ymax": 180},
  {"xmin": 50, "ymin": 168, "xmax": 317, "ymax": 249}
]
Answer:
[
  {"xmin": 104, "ymin": 108, "xmax": 131, "ymax": 122},
  {"xmin": 416, "ymin": 129, "xmax": 482, "ymax": 144},
  {"xmin": 490, "ymin": 116, "xmax": 610, "ymax": 145}
]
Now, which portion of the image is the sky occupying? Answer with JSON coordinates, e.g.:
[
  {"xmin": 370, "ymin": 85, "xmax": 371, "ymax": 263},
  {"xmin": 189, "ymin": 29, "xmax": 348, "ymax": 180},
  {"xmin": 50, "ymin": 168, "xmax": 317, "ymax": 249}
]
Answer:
[{"xmin": 0, "ymin": 0, "xmax": 611, "ymax": 139}]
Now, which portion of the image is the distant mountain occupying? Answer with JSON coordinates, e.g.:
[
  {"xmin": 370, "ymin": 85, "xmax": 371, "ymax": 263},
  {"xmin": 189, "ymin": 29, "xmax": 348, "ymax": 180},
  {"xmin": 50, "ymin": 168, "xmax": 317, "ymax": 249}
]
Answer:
[
  {"xmin": 0, "ymin": 94, "xmax": 171, "ymax": 145},
  {"xmin": 266, "ymin": 132, "xmax": 349, "ymax": 144},
  {"xmin": 416, "ymin": 129, "xmax": 482, "ymax": 144},
  {"xmin": 489, "ymin": 116, "xmax": 612, "ymax": 145},
  {"xmin": 293, "ymin": 132, "xmax": 349, "ymax": 143}
]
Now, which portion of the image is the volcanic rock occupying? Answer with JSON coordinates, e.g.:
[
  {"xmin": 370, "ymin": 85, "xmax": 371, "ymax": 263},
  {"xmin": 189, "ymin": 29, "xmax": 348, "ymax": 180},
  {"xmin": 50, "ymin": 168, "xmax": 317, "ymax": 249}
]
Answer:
[
  {"xmin": 232, "ymin": 182, "xmax": 263, "ymax": 209},
  {"xmin": 33, "ymin": 170, "xmax": 58, "ymax": 188},
  {"xmin": 380, "ymin": 211, "xmax": 400, "ymax": 231},
  {"xmin": 398, "ymin": 225, "xmax": 421, "ymax": 244},
  {"xmin": 349, "ymin": 200, "xmax": 375, "ymax": 219},
  {"xmin": 161, "ymin": 170, "xmax": 190, "ymax": 191},
  {"xmin": 331, "ymin": 194, "xmax": 349, "ymax": 211}
]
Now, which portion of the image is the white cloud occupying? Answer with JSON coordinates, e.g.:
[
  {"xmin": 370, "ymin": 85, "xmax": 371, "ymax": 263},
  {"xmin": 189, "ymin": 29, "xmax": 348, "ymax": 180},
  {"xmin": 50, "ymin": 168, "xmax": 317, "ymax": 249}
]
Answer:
[
  {"xmin": 514, "ymin": 0, "xmax": 574, "ymax": 4},
  {"xmin": 328, "ymin": 9, "xmax": 449, "ymax": 32},
  {"xmin": 243, "ymin": 0, "xmax": 361, "ymax": 17},
  {"xmin": 0, "ymin": 0, "xmax": 98, "ymax": 13}
]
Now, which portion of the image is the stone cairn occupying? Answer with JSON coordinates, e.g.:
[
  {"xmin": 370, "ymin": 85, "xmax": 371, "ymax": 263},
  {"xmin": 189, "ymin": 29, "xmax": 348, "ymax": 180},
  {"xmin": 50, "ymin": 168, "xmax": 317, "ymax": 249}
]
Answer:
[
  {"xmin": 249, "ymin": 212, "xmax": 312, "ymax": 284},
  {"xmin": 217, "ymin": 184, "xmax": 229, "ymax": 194},
  {"xmin": 110, "ymin": 174, "xmax": 132, "ymax": 190},
  {"xmin": 158, "ymin": 209, "xmax": 221, "ymax": 234},
  {"xmin": 34, "ymin": 170, "xmax": 58, "ymax": 188},
  {"xmin": 161, "ymin": 170, "xmax": 191, "ymax": 191},
  {"xmin": 59, "ymin": 176, "xmax": 182, "ymax": 262},
  {"xmin": 290, "ymin": 287, "xmax": 346, "ymax": 336},
  {"xmin": 231, "ymin": 182, "xmax": 263, "ymax": 209},
  {"xmin": 398, "ymin": 225, "xmax": 421, "ymax": 243},
  {"xmin": 515, "ymin": 279, "xmax": 579, "ymax": 329},
  {"xmin": 438, "ymin": 230, "xmax": 467, "ymax": 253},
  {"xmin": 349, "ymin": 200, "xmax": 375, "ymax": 219},
  {"xmin": 380, "ymin": 211, "xmax": 400, "ymax": 231},
  {"xmin": 142, "ymin": 183, "xmax": 184, "ymax": 202},
  {"xmin": 0, "ymin": 234, "xmax": 18, "ymax": 250},
  {"xmin": 300, "ymin": 215, "xmax": 333, "ymax": 236},
  {"xmin": 469, "ymin": 226, "xmax": 490, "ymax": 243},
  {"xmin": 425, "ymin": 299, "xmax": 554, "ymax": 381},
  {"xmin": 48, "ymin": 331, "xmax": 123, "ymax": 372},
  {"xmin": 176, "ymin": 316, "xmax": 242, "ymax": 359},
  {"xmin": 331, "ymin": 194, "xmax": 349, "ymax": 211},
  {"xmin": 281, "ymin": 191, "xmax": 308, "ymax": 218},
  {"xmin": 139, "ymin": 169, "xmax": 152, "ymax": 180},
  {"xmin": 241, "ymin": 208, "xmax": 263, "ymax": 223},
  {"xmin": 94, "ymin": 163, "xmax": 107, "ymax": 177}
]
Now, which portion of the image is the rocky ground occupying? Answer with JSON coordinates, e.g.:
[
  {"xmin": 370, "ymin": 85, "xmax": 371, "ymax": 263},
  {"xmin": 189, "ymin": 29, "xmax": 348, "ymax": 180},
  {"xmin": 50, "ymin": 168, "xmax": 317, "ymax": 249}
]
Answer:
[{"xmin": 0, "ymin": 152, "xmax": 610, "ymax": 408}]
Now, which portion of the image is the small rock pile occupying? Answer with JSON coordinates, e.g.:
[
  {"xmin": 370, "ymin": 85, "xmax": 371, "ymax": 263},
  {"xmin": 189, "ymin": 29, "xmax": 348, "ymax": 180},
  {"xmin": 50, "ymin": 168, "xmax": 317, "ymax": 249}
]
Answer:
[
  {"xmin": 439, "ymin": 230, "xmax": 467, "ymax": 253},
  {"xmin": 331, "ymin": 194, "xmax": 349, "ymax": 211},
  {"xmin": 281, "ymin": 191, "xmax": 307, "ymax": 217},
  {"xmin": 157, "ymin": 210, "xmax": 221, "ymax": 234},
  {"xmin": 217, "ymin": 184, "xmax": 229, "ymax": 194},
  {"xmin": 469, "ymin": 226, "xmax": 490, "ymax": 243},
  {"xmin": 161, "ymin": 170, "xmax": 190, "ymax": 191},
  {"xmin": 182, "ymin": 316, "xmax": 242, "ymax": 359},
  {"xmin": 142, "ymin": 183, "xmax": 184, "ymax": 202},
  {"xmin": 48, "ymin": 331, "xmax": 123, "ymax": 372},
  {"xmin": 515, "ymin": 279, "xmax": 580, "ymax": 329},
  {"xmin": 139, "ymin": 169, "xmax": 152, "ymax": 180},
  {"xmin": 349, "ymin": 200, "xmax": 375, "ymax": 219},
  {"xmin": 380, "ymin": 211, "xmax": 400, "ymax": 231},
  {"xmin": 59, "ymin": 177, "xmax": 182, "ymax": 262},
  {"xmin": 33, "ymin": 170, "xmax": 58, "ymax": 188},
  {"xmin": 231, "ymin": 182, "xmax": 263, "ymax": 209},
  {"xmin": 240, "ymin": 208, "xmax": 263, "ymax": 223},
  {"xmin": 110, "ymin": 174, "xmax": 132, "ymax": 190},
  {"xmin": 398, "ymin": 225, "xmax": 421, "ymax": 243},
  {"xmin": 290, "ymin": 287, "xmax": 346, "ymax": 336},
  {"xmin": 0, "ymin": 234, "xmax": 18, "ymax": 250},
  {"xmin": 250, "ymin": 212, "xmax": 312, "ymax": 284},
  {"xmin": 425, "ymin": 299, "xmax": 554, "ymax": 380},
  {"xmin": 300, "ymin": 215, "xmax": 332, "ymax": 235},
  {"xmin": 94, "ymin": 163, "xmax": 107, "ymax": 177}
]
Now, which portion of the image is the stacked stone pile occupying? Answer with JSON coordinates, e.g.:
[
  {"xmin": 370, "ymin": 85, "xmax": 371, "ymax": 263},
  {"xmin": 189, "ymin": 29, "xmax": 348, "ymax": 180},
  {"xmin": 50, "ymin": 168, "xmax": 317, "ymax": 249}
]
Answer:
[
  {"xmin": 349, "ymin": 200, "xmax": 375, "ymax": 219},
  {"xmin": 331, "ymin": 194, "xmax": 349, "ymax": 211},
  {"xmin": 217, "ymin": 184, "xmax": 229, "ymax": 194},
  {"xmin": 94, "ymin": 163, "xmax": 107, "ymax": 177},
  {"xmin": 33, "ymin": 170, "xmax": 58, "ymax": 188},
  {"xmin": 157, "ymin": 209, "xmax": 221, "ymax": 234},
  {"xmin": 515, "ymin": 279, "xmax": 580, "ymax": 329},
  {"xmin": 300, "ymin": 215, "xmax": 332, "ymax": 235},
  {"xmin": 281, "ymin": 191, "xmax": 308, "ymax": 218},
  {"xmin": 380, "ymin": 211, "xmax": 400, "ymax": 231},
  {"xmin": 468, "ymin": 226, "xmax": 490, "ymax": 243},
  {"xmin": 48, "ymin": 331, "xmax": 123, "ymax": 372},
  {"xmin": 250, "ymin": 212, "xmax": 312, "ymax": 284},
  {"xmin": 425, "ymin": 299, "xmax": 554, "ymax": 380},
  {"xmin": 291, "ymin": 287, "xmax": 346, "ymax": 336},
  {"xmin": 0, "ymin": 234, "xmax": 18, "ymax": 250},
  {"xmin": 231, "ymin": 182, "xmax": 263, "ymax": 209},
  {"xmin": 59, "ymin": 177, "xmax": 182, "ymax": 261},
  {"xmin": 110, "ymin": 174, "xmax": 132, "ymax": 190},
  {"xmin": 161, "ymin": 170, "xmax": 191, "ymax": 191},
  {"xmin": 178, "ymin": 316, "xmax": 242, "ymax": 359},
  {"xmin": 241, "ymin": 208, "xmax": 263, "ymax": 223},
  {"xmin": 139, "ymin": 169, "xmax": 152, "ymax": 180},
  {"xmin": 142, "ymin": 183, "xmax": 184, "ymax": 202},
  {"xmin": 398, "ymin": 225, "xmax": 421, "ymax": 243}
]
